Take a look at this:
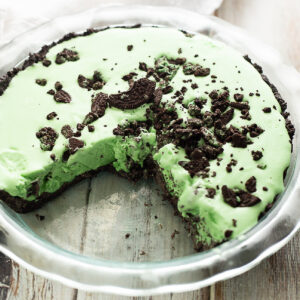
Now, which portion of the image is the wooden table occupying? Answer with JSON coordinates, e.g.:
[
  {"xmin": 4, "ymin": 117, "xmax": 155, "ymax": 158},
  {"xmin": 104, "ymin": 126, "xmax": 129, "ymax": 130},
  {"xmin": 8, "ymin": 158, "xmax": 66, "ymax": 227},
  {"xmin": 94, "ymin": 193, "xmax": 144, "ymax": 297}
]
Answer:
[{"xmin": 0, "ymin": 0, "xmax": 300, "ymax": 299}]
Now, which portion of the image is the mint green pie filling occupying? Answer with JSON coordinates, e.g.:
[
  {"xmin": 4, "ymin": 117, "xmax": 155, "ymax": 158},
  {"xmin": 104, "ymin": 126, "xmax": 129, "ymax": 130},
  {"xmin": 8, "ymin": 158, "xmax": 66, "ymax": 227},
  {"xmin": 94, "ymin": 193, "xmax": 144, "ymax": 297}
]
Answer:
[{"xmin": 0, "ymin": 27, "xmax": 291, "ymax": 246}]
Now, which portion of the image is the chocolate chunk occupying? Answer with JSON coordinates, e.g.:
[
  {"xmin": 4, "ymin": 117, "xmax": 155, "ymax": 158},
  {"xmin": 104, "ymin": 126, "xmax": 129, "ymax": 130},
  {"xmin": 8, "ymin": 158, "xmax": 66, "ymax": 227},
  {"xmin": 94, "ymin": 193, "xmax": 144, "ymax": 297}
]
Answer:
[
  {"xmin": 139, "ymin": 62, "xmax": 148, "ymax": 72},
  {"xmin": 91, "ymin": 92, "xmax": 108, "ymax": 118},
  {"xmin": 55, "ymin": 48, "xmax": 79, "ymax": 64},
  {"xmin": 122, "ymin": 72, "xmax": 137, "ymax": 81},
  {"xmin": 231, "ymin": 133, "xmax": 247, "ymax": 148},
  {"xmin": 36, "ymin": 79, "xmax": 47, "ymax": 86},
  {"xmin": 183, "ymin": 62, "xmax": 209, "ymax": 77},
  {"xmin": 251, "ymin": 150, "xmax": 263, "ymax": 161},
  {"xmin": 36, "ymin": 127, "xmax": 58, "ymax": 151},
  {"xmin": 206, "ymin": 188, "xmax": 216, "ymax": 199},
  {"xmin": 77, "ymin": 123, "xmax": 85, "ymax": 131},
  {"xmin": 61, "ymin": 125, "xmax": 73, "ymax": 139},
  {"xmin": 220, "ymin": 108, "xmax": 234, "ymax": 125},
  {"xmin": 127, "ymin": 45, "xmax": 133, "ymax": 51},
  {"xmin": 211, "ymin": 100, "xmax": 229, "ymax": 113},
  {"xmin": 245, "ymin": 176, "xmax": 257, "ymax": 193},
  {"xmin": 83, "ymin": 112, "xmax": 98, "ymax": 125},
  {"xmin": 224, "ymin": 230, "xmax": 233, "ymax": 238},
  {"xmin": 263, "ymin": 107, "xmax": 271, "ymax": 113},
  {"xmin": 74, "ymin": 131, "xmax": 81, "ymax": 137},
  {"xmin": 191, "ymin": 83, "xmax": 198, "ymax": 89},
  {"xmin": 234, "ymin": 93, "xmax": 244, "ymax": 102},
  {"xmin": 222, "ymin": 185, "xmax": 239, "ymax": 207},
  {"xmin": 42, "ymin": 59, "xmax": 51, "ymax": 67},
  {"xmin": 46, "ymin": 112, "xmax": 57, "ymax": 120},
  {"xmin": 247, "ymin": 124, "xmax": 264, "ymax": 137},
  {"xmin": 153, "ymin": 88, "xmax": 163, "ymax": 106},
  {"xmin": 168, "ymin": 57, "xmax": 186, "ymax": 65},
  {"xmin": 194, "ymin": 67, "xmax": 210, "ymax": 77},
  {"xmin": 179, "ymin": 158, "xmax": 209, "ymax": 177},
  {"xmin": 162, "ymin": 85, "xmax": 173, "ymax": 94},
  {"xmin": 200, "ymin": 127, "xmax": 221, "ymax": 147},
  {"xmin": 54, "ymin": 90, "xmax": 71, "ymax": 103},
  {"xmin": 50, "ymin": 154, "xmax": 56, "ymax": 161},
  {"xmin": 78, "ymin": 71, "xmax": 105, "ymax": 91},
  {"xmin": 209, "ymin": 90, "xmax": 219, "ymax": 100},
  {"xmin": 108, "ymin": 78, "xmax": 155, "ymax": 109},
  {"xmin": 47, "ymin": 89, "xmax": 55, "ymax": 95},
  {"xmin": 68, "ymin": 138, "xmax": 84, "ymax": 154},
  {"xmin": 238, "ymin": 191, "xmax": 261, "ymax": 207},
  {"xmin": 200, "ymin": 144, "xmax": 223, "ymax": 160},
  {"xmin": 230, "ymin": 102, "xmax": 250, "ymax": 110},
  {"xmin": 232, "ymin": 219, "xmax": 237, "ymax": 227},
  {"xmin": 88, "ymin": 125, "xmax": 95, "ymax": 132},
  {"xmin": 55, "ymin": 81, "xmax": 63, "ymax": 91},
  {"xmin": 190, "ymin": 148, "xmax": 204, "ymax": 160},
  {"xmin": 263, "ymin": 187, "xmax": 268, "ymax": 191}
]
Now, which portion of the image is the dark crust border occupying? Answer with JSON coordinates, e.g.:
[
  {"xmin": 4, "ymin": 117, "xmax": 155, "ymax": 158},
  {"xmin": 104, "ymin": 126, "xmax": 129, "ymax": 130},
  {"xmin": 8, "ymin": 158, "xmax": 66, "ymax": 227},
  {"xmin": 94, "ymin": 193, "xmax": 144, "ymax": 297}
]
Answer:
[{"xmin": 0, "ymin": 26, "xmax": 295, "ymax": 249}]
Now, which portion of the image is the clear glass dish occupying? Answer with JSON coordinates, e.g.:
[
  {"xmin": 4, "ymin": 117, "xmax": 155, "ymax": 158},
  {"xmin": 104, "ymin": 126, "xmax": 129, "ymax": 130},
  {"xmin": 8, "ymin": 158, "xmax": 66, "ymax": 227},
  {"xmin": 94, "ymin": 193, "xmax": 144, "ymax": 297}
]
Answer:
[{"xmin": 0, "ymin": 5, "xmax": 299, "ymax": 296}]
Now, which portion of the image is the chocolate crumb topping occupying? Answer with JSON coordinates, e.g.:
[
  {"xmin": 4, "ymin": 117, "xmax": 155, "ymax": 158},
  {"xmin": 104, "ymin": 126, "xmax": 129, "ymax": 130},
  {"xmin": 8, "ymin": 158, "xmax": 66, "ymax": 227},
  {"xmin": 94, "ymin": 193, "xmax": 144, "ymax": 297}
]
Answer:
[
  {"xmin": 234, "ymin": 93, "xmax": 244, "ymax": 102},
  {"xmin": 122, "ymin": 72, "xmax": 137, "ymax": 81},
  {"xmin": 263, "ymin": 107, "xmax": 271, "ymax": 113},
  {"xmin": 108, "ymin": 78, "xmax": 155, "ymax": 109},
  {"xmin": 238, "ymin": 191, "xmax": 261, "ymax": 207},
  {"xmin": 222, "ymin": 185, "xmax": 239, "ymax": 207},
  {"xmin": 42, "ymin": 59, "xmax": 51, "ymax": 67},
  {"xmin": 61, "ymin": 125, "xmax": 73, "ymax": 139},
  {"xmin": 68, "ymin": 138, "xmax": 84, "ymax": 154},
  {"xmin": 179, "ymin": 158, "xmax": 209, "ymax": 177},
  {"xmin": 36, "ymin": 127, "xmax": 58, "ymax": 151},
  {"xmin": 230, "ymin": 102, "xmax": 249, "ymax": 110},
  {"xmin": 231, "ymin": 133, "xmax": 248, "ymax": 148},
  {"xmin": 222, "ymin": 185, "xmax": 261, "ymax": 208},
  {"xmin": 36, "ymin": 79, "xmax": 47, "ymax": 86},
  {"xmin": 77, "ymin": 123, "xmax": 85, "ymax": 131},
  {"xmin": 55, "ymin": 81, "xmax": 63, "ymax": 91},
  {"xmin": 78, "ymin": 71, "xmax": 106, "ymax": 91},
  {"xmin": 88, "ymin": 125, "xmax": 95, "ymax": 132},
  {"xmin": 245, "ymin": 176, "xmax": 257, "ymax": 193},
  {"xmin": 139, "ymin": 62, "xmax": 148, "ymax": 72},
  {"xmin": 91, "ymin": 92, "xmax": 108, "ymax": 118},
  {"xmin": 55, "ymin": 48, "xmax": 79, "ymax": 64},
  {"xmin": 47, "ymin": 89, "xmax": 55, "ymax": 95},
  {"xmin": 224, "ymin": 230, "xmax": 233, "ymax": 238},
  {"xmin": 46, "ymin": 112, "xmax": 57, "ymax": 120},
  {"xmin": 247, "ymin": 124, "xmax": 264, "ymax": 138},
  {"xmin": 127, "ymin": 45, "xmax": 133, "ymax": 51},
  {"xmin": 54, "ymin": 90, "xmax": 71, "ymax": 103},
  {"xmin": 206, "ymin": 188, "xmax": 216, "ymax": 199},
  {"xmin": 251, "ymin": 150, "xmax": 263, "ymax": 161}
]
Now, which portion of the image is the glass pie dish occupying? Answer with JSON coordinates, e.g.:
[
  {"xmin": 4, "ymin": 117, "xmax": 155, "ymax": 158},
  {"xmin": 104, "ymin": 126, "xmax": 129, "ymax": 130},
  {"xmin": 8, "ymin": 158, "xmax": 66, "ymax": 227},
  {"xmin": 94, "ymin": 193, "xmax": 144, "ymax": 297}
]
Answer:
[{"xmin": 0, "ymin": 5, "xmax": 299, "ymax": 296}]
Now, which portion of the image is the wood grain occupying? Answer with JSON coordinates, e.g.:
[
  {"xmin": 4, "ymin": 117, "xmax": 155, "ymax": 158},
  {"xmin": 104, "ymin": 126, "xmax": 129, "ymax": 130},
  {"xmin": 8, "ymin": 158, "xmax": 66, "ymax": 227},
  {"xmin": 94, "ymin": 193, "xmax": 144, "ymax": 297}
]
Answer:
[{"xmin": 1, "ymin": 0, "xmax": 300, "ymax": 299}]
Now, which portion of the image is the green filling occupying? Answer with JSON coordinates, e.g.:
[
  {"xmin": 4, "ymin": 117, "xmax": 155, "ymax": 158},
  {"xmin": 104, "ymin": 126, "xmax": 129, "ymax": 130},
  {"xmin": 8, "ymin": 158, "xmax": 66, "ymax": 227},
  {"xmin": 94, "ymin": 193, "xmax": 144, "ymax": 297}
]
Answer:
[{"xmin": 0, "ymin": 27, "xmax": 292, "ymax": 247}]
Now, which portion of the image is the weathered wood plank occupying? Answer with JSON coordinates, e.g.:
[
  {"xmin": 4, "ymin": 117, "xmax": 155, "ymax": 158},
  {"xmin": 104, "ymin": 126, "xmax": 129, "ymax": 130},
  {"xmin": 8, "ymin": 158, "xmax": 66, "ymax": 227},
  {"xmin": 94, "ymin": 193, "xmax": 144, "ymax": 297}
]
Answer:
[
  {"xmin": 0, "ymin": 252, "xmax": 11, "ymax": 300},
  {"xmin": 213, "ymin": 232, "xmax": 300, "ymax": 300}
]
